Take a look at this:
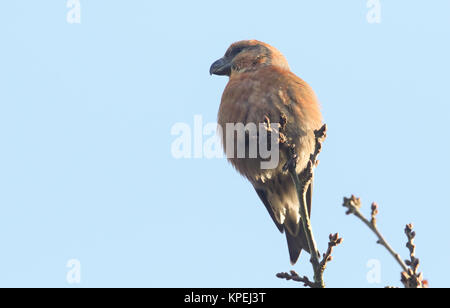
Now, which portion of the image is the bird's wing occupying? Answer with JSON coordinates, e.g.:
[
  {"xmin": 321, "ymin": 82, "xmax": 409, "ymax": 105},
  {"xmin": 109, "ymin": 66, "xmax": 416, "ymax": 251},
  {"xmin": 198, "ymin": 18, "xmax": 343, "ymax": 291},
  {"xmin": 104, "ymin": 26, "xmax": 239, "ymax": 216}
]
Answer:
[
  {"xmin": 254, "ymin": 187, "xmax": 284, "ymax": 233},
  {"xmin": 285, "ymin": 178, "xmax": 313, "ymax": 264}
]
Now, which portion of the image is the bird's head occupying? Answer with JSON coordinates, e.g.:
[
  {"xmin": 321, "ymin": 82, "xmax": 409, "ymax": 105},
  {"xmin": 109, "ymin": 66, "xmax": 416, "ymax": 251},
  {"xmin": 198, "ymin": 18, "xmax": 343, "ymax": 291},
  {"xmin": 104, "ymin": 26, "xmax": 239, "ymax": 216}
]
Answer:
[{"xmin": 210, "ymin": 40, "xmax": 290, "ymax": 77}]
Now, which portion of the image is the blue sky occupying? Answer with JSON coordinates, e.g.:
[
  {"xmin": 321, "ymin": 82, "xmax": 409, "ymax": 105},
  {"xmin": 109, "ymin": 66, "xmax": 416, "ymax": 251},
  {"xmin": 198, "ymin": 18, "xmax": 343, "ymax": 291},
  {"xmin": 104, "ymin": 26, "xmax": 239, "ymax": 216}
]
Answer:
[{"xmin": 0, "ymin": 1, "xmax": 449, "ymax": 288}]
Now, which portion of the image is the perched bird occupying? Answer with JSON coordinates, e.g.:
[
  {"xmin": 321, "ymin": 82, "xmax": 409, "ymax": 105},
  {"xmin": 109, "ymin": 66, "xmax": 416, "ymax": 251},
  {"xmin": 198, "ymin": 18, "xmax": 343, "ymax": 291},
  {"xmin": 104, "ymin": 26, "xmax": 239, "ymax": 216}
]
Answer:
[{"xmin": 210, "ymin": 40, "xmax": 323, "ymax": 264}]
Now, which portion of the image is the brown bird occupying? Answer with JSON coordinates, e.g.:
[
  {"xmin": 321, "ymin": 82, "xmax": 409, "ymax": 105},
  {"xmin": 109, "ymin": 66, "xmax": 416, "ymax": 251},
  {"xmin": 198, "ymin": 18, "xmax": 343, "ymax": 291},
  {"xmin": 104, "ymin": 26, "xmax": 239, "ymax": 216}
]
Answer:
[{"xmin": 210, "ymin": 40, "xmax": 323, "ymax": 264}]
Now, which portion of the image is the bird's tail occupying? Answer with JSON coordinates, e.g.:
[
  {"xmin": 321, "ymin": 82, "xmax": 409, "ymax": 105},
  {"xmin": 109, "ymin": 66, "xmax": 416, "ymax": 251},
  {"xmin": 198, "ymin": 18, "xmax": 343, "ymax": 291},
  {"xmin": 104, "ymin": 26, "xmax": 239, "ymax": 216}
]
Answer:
[
  {"xmin": 285, "ymin": 226, "xmax": 310, "ymax": 265},
  {"xmin": 285, "ymin": 183, "xmax": 313, "ymax": 265}
]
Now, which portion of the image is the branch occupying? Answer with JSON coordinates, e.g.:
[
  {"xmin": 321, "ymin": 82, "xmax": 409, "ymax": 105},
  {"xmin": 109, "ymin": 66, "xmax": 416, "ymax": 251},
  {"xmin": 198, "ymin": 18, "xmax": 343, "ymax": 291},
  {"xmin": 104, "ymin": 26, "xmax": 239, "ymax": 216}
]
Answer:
[
  {"xmin": 276, "ymin": 232, "xmax": 343, "ymax": 288},
  {"xmin": 404, "ymin": 224, "xmax": 419, "ymax": 274},
  {"xmin": 343, "ymin": 195, "xmax": 426, "ymax": 288},
  {"xmin": 276, "ymin": 271, "xmax": 316, "ymax": 288},
  {"xmin": 276, "ymin": 123, "xmax": 341, "ymax": 288},
  {"xmin": 287, "ymin": 161, "xmax": 323, "ymax": 286},
  {"xmin": 343, "ymin": 196, "xmax": 408, "ymax": 272},
  {"xmin": 288, "ymin": 125, "xmax": 325, "ymax": 287},
  {"xmin": 401, "ymin": 224, "xmax": 427, "ymax": 288},
  {"xmin": 320, "ymin": 233, "xmax": 344, "ymax": 271}
]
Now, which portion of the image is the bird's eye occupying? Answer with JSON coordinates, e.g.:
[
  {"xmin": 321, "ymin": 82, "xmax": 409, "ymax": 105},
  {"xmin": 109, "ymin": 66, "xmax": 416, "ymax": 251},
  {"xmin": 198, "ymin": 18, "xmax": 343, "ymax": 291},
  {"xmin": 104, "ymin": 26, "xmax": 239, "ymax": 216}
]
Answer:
[{"xmin": 227, "ymin": 46, "xmax": 245, "ymax": 58}]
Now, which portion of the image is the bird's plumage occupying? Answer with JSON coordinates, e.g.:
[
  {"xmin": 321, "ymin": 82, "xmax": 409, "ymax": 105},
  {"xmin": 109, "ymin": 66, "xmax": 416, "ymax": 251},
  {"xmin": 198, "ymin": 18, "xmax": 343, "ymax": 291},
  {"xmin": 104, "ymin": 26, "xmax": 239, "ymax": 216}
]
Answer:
[{"xmin": 211, "ymin": 40, "xmax": 322, "ymax": 264}]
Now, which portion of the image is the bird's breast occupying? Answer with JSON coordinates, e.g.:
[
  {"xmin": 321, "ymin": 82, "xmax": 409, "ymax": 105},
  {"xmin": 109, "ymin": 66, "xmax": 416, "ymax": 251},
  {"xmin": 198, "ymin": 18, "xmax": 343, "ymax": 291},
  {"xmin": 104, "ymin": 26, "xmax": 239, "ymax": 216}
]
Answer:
[{"xmin": 216, "ymin": 68, "xmax": 321, "ymax": 184}]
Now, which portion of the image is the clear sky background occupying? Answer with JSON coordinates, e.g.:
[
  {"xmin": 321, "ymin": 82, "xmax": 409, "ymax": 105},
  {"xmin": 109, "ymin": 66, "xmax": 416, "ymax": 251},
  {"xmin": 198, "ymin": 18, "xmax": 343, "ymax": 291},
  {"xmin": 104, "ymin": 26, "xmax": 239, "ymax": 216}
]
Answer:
[{"xmin": 0, "ymin": 1, "xmax": 449, "ymax": 288}]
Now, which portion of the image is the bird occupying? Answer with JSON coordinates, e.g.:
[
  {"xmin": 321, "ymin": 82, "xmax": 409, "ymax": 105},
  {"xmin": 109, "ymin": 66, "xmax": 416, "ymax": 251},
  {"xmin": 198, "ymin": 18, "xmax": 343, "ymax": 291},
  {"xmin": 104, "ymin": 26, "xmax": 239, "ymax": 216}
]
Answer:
[{"xmin": 210, "ymin": 40, "xmax": 323, "ymax": 265}]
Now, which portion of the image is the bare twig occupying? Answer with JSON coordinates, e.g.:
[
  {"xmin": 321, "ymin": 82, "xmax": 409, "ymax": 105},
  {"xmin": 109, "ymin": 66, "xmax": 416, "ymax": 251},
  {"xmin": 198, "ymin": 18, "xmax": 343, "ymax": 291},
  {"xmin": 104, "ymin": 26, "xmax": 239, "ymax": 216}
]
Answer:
[
  {"xmin": 286, "ymin": 125, "xmax": 326, "ymax": 287},
  {"xmin": 287, "ymin": 160, "xmax": 323, "ymax": 286},
  {"xmin": 276, "ymin": 271, "xmax": 316, "ymax": 288},
  {"xmin": 401, "ymin": 224, "xmax": 427, "ymax": 288},
  {"xmin": 371, "ymin": 202, "xmax": 378, "ymax": 227},
  {"xmin": 343, "ymin": 196, "xmax": 426, "ymax": 288},
  {"xmin": 405, "ymin": 224, "xmax": 419, "ymax": 274},
  {"xmin": 319, "ymin": 233, "xmax": 344, "ymax": 271},
  {"xmin": 343, "ymin": 195, "xmax": 408, "ymax": 272},
  {"xmin": 276, "ymin": 123, "xmax": 341, "ymax": 288},
  {"xmin": 311, "ymin": 125, "xmax": 327, "ymax": 167},
  {"xmin": 276, "ymin": 232, "xmax": 343, "ymax": 288}
]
